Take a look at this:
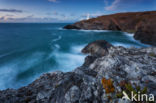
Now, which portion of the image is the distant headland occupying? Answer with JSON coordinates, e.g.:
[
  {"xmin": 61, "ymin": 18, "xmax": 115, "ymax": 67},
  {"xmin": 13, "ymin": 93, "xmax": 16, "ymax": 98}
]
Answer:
[{"xmin": 64, "ymin": 11, "xmax": 156, "ymax": 46}]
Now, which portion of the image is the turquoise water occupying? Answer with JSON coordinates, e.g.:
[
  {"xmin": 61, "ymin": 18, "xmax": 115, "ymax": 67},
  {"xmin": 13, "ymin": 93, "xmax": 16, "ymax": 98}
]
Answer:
[{"xmin": 0, "ymin": 23, "xmax": 149, "ymax": 90}]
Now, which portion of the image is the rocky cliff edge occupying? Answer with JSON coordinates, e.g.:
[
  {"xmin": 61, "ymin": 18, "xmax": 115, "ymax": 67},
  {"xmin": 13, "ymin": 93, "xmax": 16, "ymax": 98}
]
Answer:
[
  {"xmin": 0, "ymin": 40, "xmax": 156, "ymax": 103},
  {"xmin": 64, "ymin": 11, "xmax": 156, "ymax": 46}
]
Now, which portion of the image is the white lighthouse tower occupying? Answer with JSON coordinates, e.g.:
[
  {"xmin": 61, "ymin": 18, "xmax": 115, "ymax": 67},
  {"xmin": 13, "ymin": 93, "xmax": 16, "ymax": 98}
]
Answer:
[{"xmin": 86, "ymin": 13, "xmax": 90, "ymax": 20}]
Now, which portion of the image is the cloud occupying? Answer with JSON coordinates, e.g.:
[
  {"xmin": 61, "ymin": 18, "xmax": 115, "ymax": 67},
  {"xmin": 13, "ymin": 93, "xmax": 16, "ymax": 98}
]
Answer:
[
  {"xmin": 48, "ymin": 0, "xmax": 58, "ymax": 3},
  {"xmin": 70, "ymin": 13, "xmax": 75, "ymax": 16},
  {"xmin": 26, "ymin": 15, "xmax": 34, "ymax": 18},
  {"xmin": 60, "ymin": 14, "xmax": 66, "ymax": 17},
  {"xmin": 46, "ymin": 11, "xmax": 67, "ymax": 19},
  {"xmin": 104, "ymin": 0, "xmax": 109, "ymax": 6},
  {"xmin": 0, "ymin": 14, "xmax": 15, "ymax": 21},
  {"xmin": 0, "ymin": 15, "xmax": 68, "ymax": 23},
  {"xmin": 46, "ymin": 11, "xmax": 63, "ymax": 16},
  {"xmin": 0, "ymin": 17, "xmax": 5, "ymax": 20},
  {"xmin": 104, "ymin": 0, "xmax": 141, "ymax": 11},
  {"xmin": 81, "ymin": 12, "xmax": 103, "ymax": 20},
  {"xmin": 0, "ymin": 9, "xmax": 23, "ymax": 13},
  {"xmin": 105, "ymin": 0, "xmax": 121, "ymax": 11},
  {"xmin": 5, "ymin": 14, "xmax": 14, "ymax": 17}
]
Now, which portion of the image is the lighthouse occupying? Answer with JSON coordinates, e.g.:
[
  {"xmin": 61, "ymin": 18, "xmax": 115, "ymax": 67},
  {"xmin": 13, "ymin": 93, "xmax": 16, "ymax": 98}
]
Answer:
[{"xmin": 86, "ymin": 13, "xmax": 90, "ymax": 20}]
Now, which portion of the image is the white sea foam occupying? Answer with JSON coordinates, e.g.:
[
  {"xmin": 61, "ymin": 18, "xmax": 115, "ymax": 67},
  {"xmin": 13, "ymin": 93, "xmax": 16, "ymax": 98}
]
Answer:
[
  {"xmin": 123, "ymin": 32, "xmax": 150, "ymax": 47},
  {"xmin": 58, "ymin": 27, "xmax": 64, "ymax": 30},
  {"xmin": 71, "ymin": 44, "xmax": 87, "ymax": 53},
  {"xmin": 62, "ymin": 28, "xmax": 112, "ymax": 32},
  {"xmin": 0, "ymin": 51, "xmax": 16, "ymax": 58},
  {"xmin": 54, "ymin": 52, "xmax": 85, "ymax": 72},
  {"xmin": 79, "ymin": 29, "xmax": 111, "ymax": 32},
  {"xmin": 52, "ymin": 35, "xmax": 62, "ymax": 42},
  {"xmin": 54, "ymin": 44, "xmax": 60, "ymax": 49},
  {"xmin": 51, "ymin": 45, "xmax": 86, "ymax": 72},
  {"xmin": 0, "ymin": 51, "xmax": 45, "ymax": 90},
  {"xmin": 0, "ymin": 63, "xmax": 18, "ymax": 90},
  {"xmin": 112, "ymin": 42, "xmax": 139, "ymax": 48}
]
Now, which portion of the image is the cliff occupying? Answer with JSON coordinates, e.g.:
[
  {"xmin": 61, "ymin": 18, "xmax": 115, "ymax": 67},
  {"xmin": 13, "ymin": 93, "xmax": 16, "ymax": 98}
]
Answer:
[
  {"xmin": 64, "ymin": 11, "xmax": 156, "ymax": 46},
  {"xmin": 0, "ymin": 40, "xmax": 156, "ymax": 103}
]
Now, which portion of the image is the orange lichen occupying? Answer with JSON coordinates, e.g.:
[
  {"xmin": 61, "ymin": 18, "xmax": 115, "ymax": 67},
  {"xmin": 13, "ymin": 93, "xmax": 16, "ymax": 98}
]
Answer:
[{"xmin": 101, "ymin": 78, "xmax": 115, "ymax": 94}]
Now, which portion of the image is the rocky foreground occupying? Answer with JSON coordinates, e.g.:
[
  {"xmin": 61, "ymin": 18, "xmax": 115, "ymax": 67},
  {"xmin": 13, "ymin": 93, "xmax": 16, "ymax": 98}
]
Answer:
[
  {"xmin": 64, "ymin": 11, "xmax": 156, "ymax": 46},
  {"xmin": 0, "ymin": 40, "xmax": 156, "ymax": 103}
]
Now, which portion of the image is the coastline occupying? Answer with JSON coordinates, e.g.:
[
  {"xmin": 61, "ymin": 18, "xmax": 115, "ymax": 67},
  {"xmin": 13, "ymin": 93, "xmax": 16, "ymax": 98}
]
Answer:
[
  {"xmin": 1, "ymin": 0, "xmax": 155, "ymax": 102},
  {"xmin": 0, "ymin": 23, "xmax": 149, "ymax": 90},
  {"xmin": 64, "ymin": 11, "xmax": 156, "ymax": 46},
  {"xmin": 64, "ymin": 28, "xmax": 151, "ymax": 48},
  {"xmin": 0, "ymin": 40, "xmax": 155, "ymax": 103}
]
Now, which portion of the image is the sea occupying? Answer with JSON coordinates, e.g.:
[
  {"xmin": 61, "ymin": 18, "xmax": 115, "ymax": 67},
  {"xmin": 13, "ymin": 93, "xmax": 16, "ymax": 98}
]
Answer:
[{"xmin": 0, "ymin": 23, "xmax": 150, "ymax": 90}]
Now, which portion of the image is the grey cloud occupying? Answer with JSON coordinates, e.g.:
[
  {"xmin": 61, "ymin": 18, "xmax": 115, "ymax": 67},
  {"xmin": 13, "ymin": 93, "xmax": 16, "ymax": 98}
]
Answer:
[
  {"xmin": 53, "ymin": 12, "xmax": 58, "ymax": 15},
  {"xmin": 5, "ymin": 14, "xmax": 14, "ymax": 17},
  {"xmin": 81, "ymin": 12, "xmax": 103, "ymax": 19},
  {"xmin": 70, "ymin": 13, "xmax": 75, "ymax": 16},
  {"xmin": 26, "ymin": 15, "xmax": 34, "ymax": 18},
  {"xmin": 60, "ymin": 14, "xmax": 66, "ymax": 17},
  {"xmin": 48, "ymin": 0, "xmax": 57, "ymax": 3},
  {"xmin": 105, "ymin": 0, "xmax": 141, "ymax": 11},
  {"xmin": 0, "ymin": 9, "xmax": 23, "ymax": 13},
  {"xmin": 1, "ymin": 16, "xmax": 64, "ymax": 23},
  {"xmin": 46, "ymin": 12, "xmax": 61, "ymax": 16},
  {"xmin": 0, "ymin": 17, "xmax": 5, "ymax": 20}
]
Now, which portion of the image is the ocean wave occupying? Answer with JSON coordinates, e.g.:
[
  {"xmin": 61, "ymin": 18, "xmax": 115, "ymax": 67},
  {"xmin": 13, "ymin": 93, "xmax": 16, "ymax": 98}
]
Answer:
[
  {"xmin": 0, "ymin": 51, "xmax": 45, "ymax": 90},
  {"xmin": 112, "ymin": 42, "xmax": 140, "ymax": 48},
  {"xmin": 52, "ymin": 35, "xmax": 62, "ymax": 42},
  {"xmin": 62, "ymin": 28, "xmax": 112, "ymax": 32},
  {"xmin": 58, "ymin": 27, "xmax": 64, "ymax": 30},
  {"xmin": 54, "ymin": 44, "xmax": 60, "ymax": 49},
  {"xmin": 53, "ymin": 52, "xmax": 85, "ymax": 72},
  {"xmin": 0, "ymin": 51, "xmax": 16, "ymax": 59},
  {"xmin": 71, "ymin": 45, "xmax": 87, "ymax": 54},
  {"xmin": 123, "ymin": 32, "xmax": 150, "ymax": 47},
  {"xmin": 123, "ymin": 32, "xmax": 134, "ymax": 37},
  {"xmin": 79, "ymin": 29, "xmax": 111, "ymax": 32},
  {"xmin": 0, "ymin": 62, "xmax": 18, "ymax": 90},
  {"xmin": 50, "ymin": 45, "xmax": 86, "ymax": 72}
]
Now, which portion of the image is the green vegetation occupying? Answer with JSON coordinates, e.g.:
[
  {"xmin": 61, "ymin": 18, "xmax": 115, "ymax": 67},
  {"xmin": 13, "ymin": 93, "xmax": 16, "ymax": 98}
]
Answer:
[
  {"xmin": 149, "ymin": 52, "xmax": 156, "ymax": 57},
  {"xmin": 101, "ymin": 78, "xmax": 154, "ymax": 103}
]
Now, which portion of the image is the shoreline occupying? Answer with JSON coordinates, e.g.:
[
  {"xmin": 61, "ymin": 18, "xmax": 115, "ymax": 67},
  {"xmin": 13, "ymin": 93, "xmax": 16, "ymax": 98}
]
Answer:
[
  {"xmin": 64, "ymin": 11, "xmax": 156, "ymax": 46},
  {"xmin": 63, "ymin": 27, "xmax": 151, "ymax": 48},
  {"xmin": 0, "ymin": 40, "xmax": 155, "ymax": 102}
]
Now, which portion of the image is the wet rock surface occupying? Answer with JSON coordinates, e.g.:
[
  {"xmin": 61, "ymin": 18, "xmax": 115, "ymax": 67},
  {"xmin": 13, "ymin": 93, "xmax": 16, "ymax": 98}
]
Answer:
[
  {"xmin": 0, "ymin": 40, "xmax": 156, "ymax": 103},
  {"xmin": 64, "ymin": 11, "xmax": 156, "ymax": 46},
  {"xmin": 82, "ymin": 40, "xmax": 113, "ymax": 57}
]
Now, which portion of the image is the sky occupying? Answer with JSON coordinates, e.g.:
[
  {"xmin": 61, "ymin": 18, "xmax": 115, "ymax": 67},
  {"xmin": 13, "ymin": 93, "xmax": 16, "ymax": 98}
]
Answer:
[{"xmin": 0, "ymin": 0, "xmax": 156, "ymax": 23}]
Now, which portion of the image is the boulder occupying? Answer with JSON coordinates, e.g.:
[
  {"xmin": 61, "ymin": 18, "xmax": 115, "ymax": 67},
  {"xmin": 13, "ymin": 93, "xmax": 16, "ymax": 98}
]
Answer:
[
  {"xmin": 82, "ymin": 40, "xmax": 113, "ymax": 56},
  {"xmin": 63, "ymin": 25, "xmax": 80, "ymax": 29}
]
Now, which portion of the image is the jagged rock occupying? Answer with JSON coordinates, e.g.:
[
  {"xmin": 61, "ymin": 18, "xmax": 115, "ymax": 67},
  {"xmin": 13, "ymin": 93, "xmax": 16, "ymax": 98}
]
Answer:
[
  {"xmin": 82, "ymin": 40, "xmax": 113, "ymax": 56},
  {"xmin": 82, "ymin": 55, "xmax": 97, "ymax": 67},
  {"xmin": 64, "ymin": 11, "xmax": 156, "ymax": 46},
  {"xmin": 65, "ymin": 85, "xmax": 80, "ymax": 103},
  {"xmin": 134, "ymin": 18, "xmax": 156, "ymax": 46},
  {"xmin": 63, "ymin": 25, "xmax": 81, "ymax": 29},
  {"xmin": 0, "ymin": 41, "xmax": 156, "ymax": 103}
]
